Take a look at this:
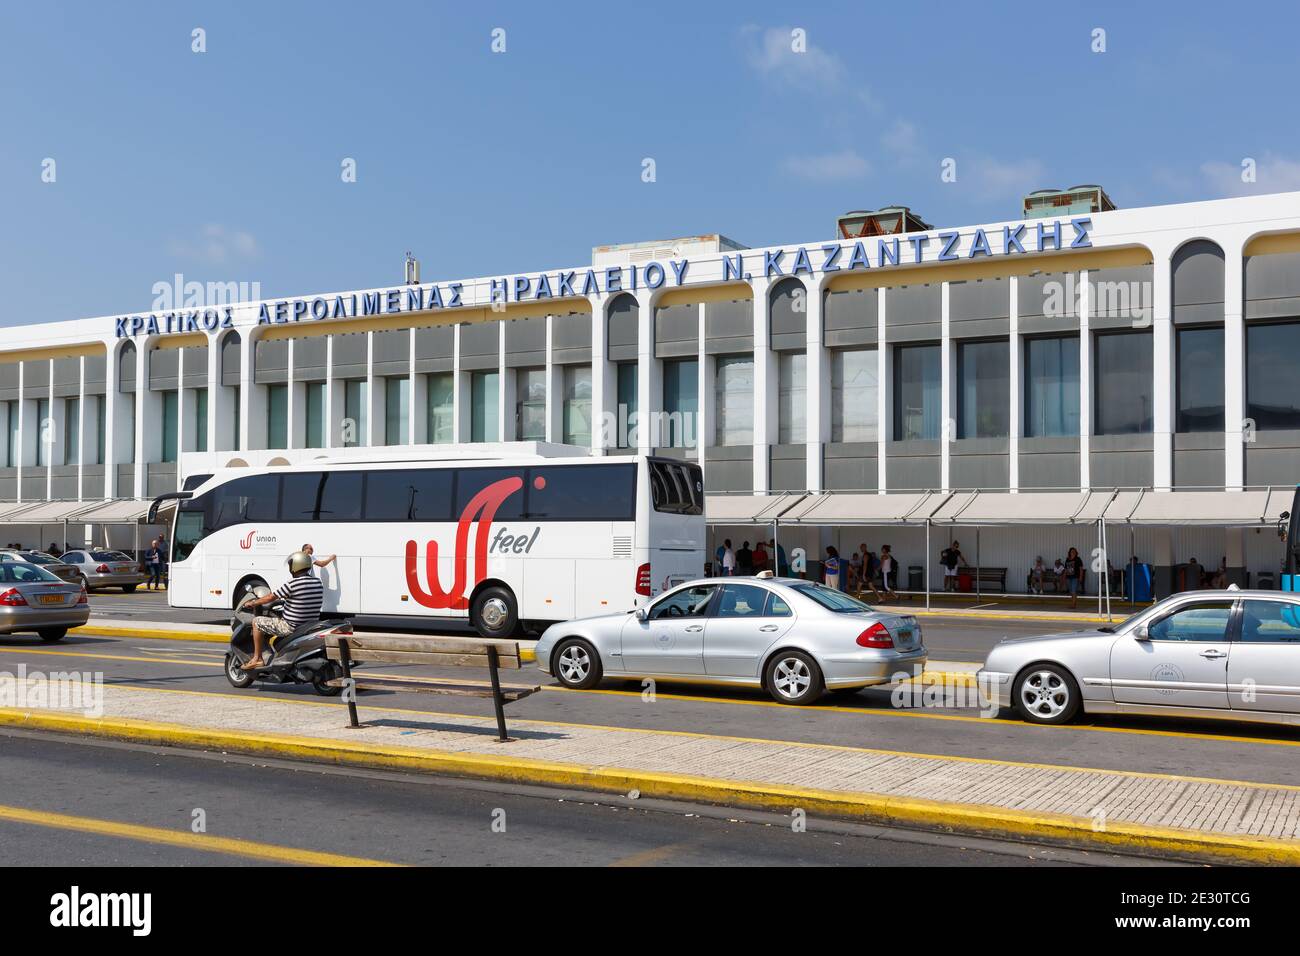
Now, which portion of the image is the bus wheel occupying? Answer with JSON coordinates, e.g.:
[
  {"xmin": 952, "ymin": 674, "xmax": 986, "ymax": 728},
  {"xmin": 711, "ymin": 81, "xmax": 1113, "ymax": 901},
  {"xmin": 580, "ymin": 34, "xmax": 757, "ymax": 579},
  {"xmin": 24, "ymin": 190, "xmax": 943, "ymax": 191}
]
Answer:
[
  {"xmin": 471, "ymin": 585, "xmax": 519, "ymax": 639},
  {"xmin": 234, "ymin": 578, "xmax": 267, "ymax": 610}
]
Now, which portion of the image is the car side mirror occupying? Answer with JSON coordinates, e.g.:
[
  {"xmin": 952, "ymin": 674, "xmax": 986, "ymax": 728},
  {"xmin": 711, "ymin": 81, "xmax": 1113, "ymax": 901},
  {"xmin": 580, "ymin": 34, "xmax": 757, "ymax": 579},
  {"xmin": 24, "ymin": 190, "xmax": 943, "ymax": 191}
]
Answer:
[
  {"xmin": 1133, "ymin": 625, "xmax": 1151, "ymax": 641},
  {"xmin": 634, "ymin": 607, "xmax": 648, "ymax": 622}
]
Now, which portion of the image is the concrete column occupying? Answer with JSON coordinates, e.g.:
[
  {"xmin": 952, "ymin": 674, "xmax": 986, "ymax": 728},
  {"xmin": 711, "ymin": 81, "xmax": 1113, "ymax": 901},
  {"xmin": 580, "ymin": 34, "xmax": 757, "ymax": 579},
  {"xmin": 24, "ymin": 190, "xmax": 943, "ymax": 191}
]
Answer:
[
  {"xmin": 497, "ymin": 322, "xmax": 511, "ymax": 442},
  {"xmin": 1223, "ymin": 241, "xmax": 1245, "ymax": 490},
  {"xmin": 75, "ymin": 357, "xmax": 86, "ymax": 498},
  {"xmin": 365, "ymin": 332, "xmax": 382, "ymax": 448},
  {"xmin": 46, "ymin": 368, "xmax": 59, "ymax": 498},
  {"xmin": 636, "ymin": 291, "xmax": 659, "ymax": 453},
  {"xmin": 1225, "ymin": 527, "xmax": 1246, "ymax": 588},
  {"xmin": 1078, "ymin": 271, "xmax": 1091, "ymax": 491},
  {"xmin": 206, "ymin": 336, "xmax": 221, "ymax": 455},
  {"xmin": 135, "ymin": 344, "xmax": 156, "ymax": 498},
  {"xmin": 453, "ymin": 325, "xmax": 469, "ymax": 443},
  {"xmin": 544, "ymin": 316, "xmax": 560, "ymax": 444},
  {"xmin": 696, "ymin": 303, "xmax": 710, "ymax": 464},
  {"xmin": 1150, "ymin": 527, "xmax": 1174, "ymax": 599},
  {"xmin": 1151, "ymin": 250, "xmax": 1175, "ymax": 491},
  {"xmin": 323, "ymin": 335, "xmax": 336, "ymax": 450},
  {"xmin": 876, "ymin": 288, "xmax": 888, "ymax": 492},
  {"xmin": 1008, "ymin": 275, "xmax": 1022, "ymax": 492},
  {"xmin": 103, "ymin": 347, "xmax": 119, "ymax": 498},
  {"xmin": 408, "ymin": 330, "xmax": 423, "ymax": 445},
  {"xmin": 590, "ymin": 297, "xmax": 611, "ymax": 455},
  {"xmin": 239, "ymin": 335, "xmax": 255, "ymax": 451},
  {"xmin": 286, "ymin": 339, "xmax": 301, "ymax": 450},
  {"xmin": 806, "ymin": 278, "xmax": 828, "ymax": 492},
  {"xmin": 940, "ymin": 282, "xmax": 952, "ymax": 492},
  {"xmin": 751, "ymin": 277, "xmax": 773, "ymax": 493}
]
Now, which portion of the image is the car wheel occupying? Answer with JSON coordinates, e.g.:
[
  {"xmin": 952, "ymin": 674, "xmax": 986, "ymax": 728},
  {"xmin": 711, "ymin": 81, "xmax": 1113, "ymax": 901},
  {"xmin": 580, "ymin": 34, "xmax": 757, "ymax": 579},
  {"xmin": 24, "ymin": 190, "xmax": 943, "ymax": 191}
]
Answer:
[
  {"xmin": 552, "ymin": 638, "xmax": 602, "ymax": 690},
  {"xmin": 121, "ymin": 584, "xmax": 137, "ymax": 593},
  {"xmin": 470, "ymin": 585, "xmax": 519, "ymax": 639},
  {"xmin": 1014, "ymin": 664, "xmax": 1080, "ymax": 724},
  {"xmin": 225, "ymin": 653, "xmax": 257, "ymax": 688},
  {"xmin": 765, "ymin": 650, "xmax": 824, "ymax": 705},
  {"xmin": 37, "ymin": 628, "xmax": 67, "ymax": 643}
]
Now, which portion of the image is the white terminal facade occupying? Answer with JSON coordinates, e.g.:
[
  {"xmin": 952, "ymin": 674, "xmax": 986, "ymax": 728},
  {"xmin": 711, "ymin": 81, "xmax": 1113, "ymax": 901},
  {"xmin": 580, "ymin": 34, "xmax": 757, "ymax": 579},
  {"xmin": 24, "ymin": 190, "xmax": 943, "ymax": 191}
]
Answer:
[{"xmin": 1, "ymin": 188, "xmax": 1298, "ymax": 596}]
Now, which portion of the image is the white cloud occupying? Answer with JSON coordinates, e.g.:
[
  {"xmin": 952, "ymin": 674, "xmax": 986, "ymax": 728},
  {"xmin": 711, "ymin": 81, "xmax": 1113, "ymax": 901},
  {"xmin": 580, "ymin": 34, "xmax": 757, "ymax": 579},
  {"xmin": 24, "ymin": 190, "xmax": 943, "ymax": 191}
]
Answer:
[
  {"xmin": 741, "ymin": 25, "xmax": 876, "ymax": 109},
  {"xmin": 782, "ymin": 149, "xmax": 871, "ymax": 182},
  {"xmin": 1201, "ymin": 153, "xmax": 1300, "ymax": 197},
  {"xmin": 167, "ymin": 224, "xmax": 258, "ymax": 264},
  {"xmin": 881, "ymin": 120, "xmax": 922, "ymax": 161}
]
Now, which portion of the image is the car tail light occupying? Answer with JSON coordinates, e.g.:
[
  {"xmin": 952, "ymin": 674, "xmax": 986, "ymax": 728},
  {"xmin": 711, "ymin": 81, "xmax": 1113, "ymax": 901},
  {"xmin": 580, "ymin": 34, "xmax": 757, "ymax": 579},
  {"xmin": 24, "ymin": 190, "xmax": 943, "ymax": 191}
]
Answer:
[
  {"xmin": 77, "ymin": 586, "xmax": 89, "ymax": 605},
  {"xmin": 0, "ymin": 588, "xmax": 28, "ymax": 607},
  {"xmin": 96, "ymin": 564, "xmax": 110, "ymax": 573},
  {"xmin": 635, "ymin": 563, "xmax": 652, "ymax": 596},
  {"xmin": 856, "ymin": 621, "xmax": 894, "ymax": 648}
]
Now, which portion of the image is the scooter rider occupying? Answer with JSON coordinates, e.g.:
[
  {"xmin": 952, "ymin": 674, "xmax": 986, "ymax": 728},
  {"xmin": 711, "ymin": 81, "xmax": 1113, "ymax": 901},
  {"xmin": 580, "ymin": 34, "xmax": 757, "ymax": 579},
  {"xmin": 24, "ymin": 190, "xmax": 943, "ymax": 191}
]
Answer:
[{"xmin": 240, "ymin": 551, "xmax": 325, "ymax": 672}]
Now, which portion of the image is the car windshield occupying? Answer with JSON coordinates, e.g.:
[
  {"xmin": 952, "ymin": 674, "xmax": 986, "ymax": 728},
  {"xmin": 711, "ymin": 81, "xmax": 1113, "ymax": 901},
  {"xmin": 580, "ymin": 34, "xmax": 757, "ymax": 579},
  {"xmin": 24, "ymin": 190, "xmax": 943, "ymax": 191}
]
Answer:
[
  {"xmin": 0, "ymin": 563, "xmax": 61, "ymax": 583},
  {"xmin": 90, "ymin": 551, "xmax": 131, "ymax": 561},
  {"xmin": 792, "ymin": 584, "xmax": 875, "ymax": 613}
]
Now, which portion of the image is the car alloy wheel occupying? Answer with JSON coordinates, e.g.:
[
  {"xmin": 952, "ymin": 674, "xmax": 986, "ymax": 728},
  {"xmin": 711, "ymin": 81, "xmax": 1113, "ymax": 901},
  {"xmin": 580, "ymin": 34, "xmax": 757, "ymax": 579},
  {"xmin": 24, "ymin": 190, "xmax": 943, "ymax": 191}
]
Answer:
[
  {"xmin": 552, "ymin": 638, "xmax": 602, "ymax": 690},
  {"xmin": 1017, "ymin": 667, "xmax": 1075, "ymax": 722},
  {"xmin": 765, "ymin": 650, "xmax": 823, "ymax": 705}
]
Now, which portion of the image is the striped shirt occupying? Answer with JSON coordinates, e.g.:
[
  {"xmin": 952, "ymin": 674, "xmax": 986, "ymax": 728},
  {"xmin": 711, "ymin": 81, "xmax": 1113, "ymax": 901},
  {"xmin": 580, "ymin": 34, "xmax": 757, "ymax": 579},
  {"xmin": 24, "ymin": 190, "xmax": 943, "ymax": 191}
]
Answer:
[{"xmin": 275, "ymin": 573, "xmax": 324, "ymax": 630}]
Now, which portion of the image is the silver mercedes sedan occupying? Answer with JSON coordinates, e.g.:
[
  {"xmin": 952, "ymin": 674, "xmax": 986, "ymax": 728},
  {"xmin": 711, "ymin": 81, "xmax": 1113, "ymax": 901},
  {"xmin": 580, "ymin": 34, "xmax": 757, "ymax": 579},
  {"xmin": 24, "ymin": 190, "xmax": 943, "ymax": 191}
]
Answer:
[
  {"xmin": 0, "ymin": 560, "xmax": 90, "ymax": 642},
  {"xmin": 980, "ymin": 588, "xmax": 1300, "ymax": 727},
  {"xmin": 534, "ymin": 574, "xmax": 927, "ymax": 705}
]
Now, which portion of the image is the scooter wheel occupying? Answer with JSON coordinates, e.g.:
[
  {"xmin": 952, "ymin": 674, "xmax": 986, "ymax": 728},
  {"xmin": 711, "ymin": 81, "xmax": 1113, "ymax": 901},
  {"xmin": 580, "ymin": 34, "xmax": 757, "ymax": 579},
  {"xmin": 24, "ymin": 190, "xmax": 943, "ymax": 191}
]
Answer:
[
  {"xmin": 225, "ymin": 653, "xmax": 257, "ymax": 689},
  {"xmin": 312, "ymin": 671, "xmax": 343, "ymax": 697}
]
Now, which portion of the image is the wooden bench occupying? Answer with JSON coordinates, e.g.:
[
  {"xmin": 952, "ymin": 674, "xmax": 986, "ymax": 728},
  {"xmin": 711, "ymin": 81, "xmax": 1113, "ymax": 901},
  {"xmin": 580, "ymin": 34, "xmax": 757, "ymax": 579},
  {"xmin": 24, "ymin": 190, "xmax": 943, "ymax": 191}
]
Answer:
[
  {"xmin": 325, "ymin": 634, "xmax": 540, "ymax": 742},
  {"xmin": 969, "ymin": 566, "xmax": 1007, "ymax": 593}
]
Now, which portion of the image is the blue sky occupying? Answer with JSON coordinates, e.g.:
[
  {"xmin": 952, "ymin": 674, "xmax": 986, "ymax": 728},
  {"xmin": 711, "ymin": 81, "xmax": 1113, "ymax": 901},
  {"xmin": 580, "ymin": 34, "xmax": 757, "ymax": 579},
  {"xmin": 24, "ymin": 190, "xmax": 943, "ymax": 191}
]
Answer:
[{"xmin": 2, "ymin": 1, "xmax": 1298, "ymax": 327}]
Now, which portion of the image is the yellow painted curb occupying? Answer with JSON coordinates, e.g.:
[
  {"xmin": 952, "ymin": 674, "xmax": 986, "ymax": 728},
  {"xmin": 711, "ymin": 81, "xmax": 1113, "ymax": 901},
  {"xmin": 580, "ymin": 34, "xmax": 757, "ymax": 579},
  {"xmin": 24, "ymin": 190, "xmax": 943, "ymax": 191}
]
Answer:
[{"xmin": 2, "ymin": 706, "xmax": 1294, "ymax": 865}]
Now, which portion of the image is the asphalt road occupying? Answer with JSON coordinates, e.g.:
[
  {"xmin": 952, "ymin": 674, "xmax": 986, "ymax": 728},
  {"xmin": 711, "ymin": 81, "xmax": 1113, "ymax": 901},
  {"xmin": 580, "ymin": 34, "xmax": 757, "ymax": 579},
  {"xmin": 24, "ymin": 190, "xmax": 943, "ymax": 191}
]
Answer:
[
  {"xmin": 85, "ymin": 587, "xmax": 1105, "ymax": 661},
  {"xmin": 0, "ymin": 730, "xmax": 1149, "ymax": 866},
  {"xmin": 5, "ymin": 626, "xmax": 1300, "ymax": 791}
]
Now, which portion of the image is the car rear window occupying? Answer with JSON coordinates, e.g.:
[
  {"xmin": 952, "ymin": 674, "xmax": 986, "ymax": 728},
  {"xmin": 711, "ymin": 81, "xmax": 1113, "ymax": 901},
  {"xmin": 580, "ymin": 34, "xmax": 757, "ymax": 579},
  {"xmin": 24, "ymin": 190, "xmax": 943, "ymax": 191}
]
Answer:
[
  {"xmin": 0, "ymin": 564, "xmax": 61, "ymax": 583},
  {"xmin": 17, "ymin": 552, "xmax": 57, "ymax": 564},
  {"xmin": 792, "ymin": 584, "xmax": 875, "ymax": 613},
  {"xmin": 90, "ymin": 551, "xmax": 131, "ymax": 561}
]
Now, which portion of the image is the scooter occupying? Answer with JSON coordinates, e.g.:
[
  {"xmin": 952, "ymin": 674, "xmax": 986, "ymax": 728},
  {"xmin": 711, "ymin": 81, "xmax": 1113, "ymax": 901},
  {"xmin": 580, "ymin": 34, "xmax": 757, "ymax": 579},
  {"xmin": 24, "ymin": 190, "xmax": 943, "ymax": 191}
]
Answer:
[{"xmin": 224, "ymin": 585, "xmax": 357, "ymax": 696}]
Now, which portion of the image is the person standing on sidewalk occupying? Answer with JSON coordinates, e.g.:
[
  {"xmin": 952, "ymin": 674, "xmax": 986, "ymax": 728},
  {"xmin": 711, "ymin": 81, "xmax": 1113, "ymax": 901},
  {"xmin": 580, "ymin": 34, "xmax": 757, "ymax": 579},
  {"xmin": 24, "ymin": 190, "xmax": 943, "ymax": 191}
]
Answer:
[
  {"xmin": 823, "ymin": 547, "xmax": 842, "ymax": 590},
  {"xmin": 1064, "ymin": 547, "xmax": 1085, "ymax": 609},
  {"xmin": 145, "ymin": 538, "xmax": 163, "ymax": 590}
]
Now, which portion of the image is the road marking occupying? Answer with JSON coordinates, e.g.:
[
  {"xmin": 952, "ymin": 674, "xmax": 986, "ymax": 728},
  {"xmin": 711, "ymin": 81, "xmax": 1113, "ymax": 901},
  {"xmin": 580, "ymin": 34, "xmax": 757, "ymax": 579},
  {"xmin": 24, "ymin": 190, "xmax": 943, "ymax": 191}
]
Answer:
[
  {"xmin": 0, "ymin": 802, "xmax": 401, "ymax": 866},
  {"xmin": 3, "ymin": 644, "xmax": 1300, "ymax": 751}
]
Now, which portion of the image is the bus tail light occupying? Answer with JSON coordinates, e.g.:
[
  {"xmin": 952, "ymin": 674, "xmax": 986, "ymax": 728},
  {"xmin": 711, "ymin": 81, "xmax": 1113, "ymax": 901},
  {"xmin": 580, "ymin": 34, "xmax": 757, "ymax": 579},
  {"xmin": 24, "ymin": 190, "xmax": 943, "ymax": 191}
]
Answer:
[
  {"xmin": 856, "ymin": 621, "xmax": 894, "ymax": 648},
  {"xmin": 635, "ymin": 563, "xmax": 652, "ymax": 596},
  {"xmin": 0, "ymin": 588, "xmax": 28, "ymax": 607}
]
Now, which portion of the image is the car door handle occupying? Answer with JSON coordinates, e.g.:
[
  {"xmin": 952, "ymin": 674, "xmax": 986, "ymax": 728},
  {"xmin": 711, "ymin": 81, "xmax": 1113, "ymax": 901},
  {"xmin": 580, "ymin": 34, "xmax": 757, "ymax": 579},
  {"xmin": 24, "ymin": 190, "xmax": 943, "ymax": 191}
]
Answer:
[
  {"xmin": 684, "ymin": 625, "xmax": 703, "ymax": 632},
  {"xmin": 1199, "ymin": 649, "xmax": 1227, "ymax": 659},
  {"xmin": 759, "ymin": 625, "xmax": 780, "ymax": 632}
]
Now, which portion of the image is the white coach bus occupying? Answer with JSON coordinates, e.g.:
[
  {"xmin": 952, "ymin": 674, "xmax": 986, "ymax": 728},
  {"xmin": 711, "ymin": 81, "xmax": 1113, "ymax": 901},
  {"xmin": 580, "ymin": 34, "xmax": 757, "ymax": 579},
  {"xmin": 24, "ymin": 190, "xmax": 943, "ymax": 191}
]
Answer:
[{"xmin": 156, "ymin": 450, "xmax": 705, "ymax": 638}]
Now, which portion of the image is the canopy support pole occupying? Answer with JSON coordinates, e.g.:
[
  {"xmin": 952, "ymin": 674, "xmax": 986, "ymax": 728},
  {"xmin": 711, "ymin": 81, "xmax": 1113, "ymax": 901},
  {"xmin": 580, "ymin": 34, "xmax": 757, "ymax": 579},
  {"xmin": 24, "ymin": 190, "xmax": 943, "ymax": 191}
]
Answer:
[
  {"xmin": 924, "ymin": 519, "xmax": 931, "ymax": 611},
  {"xmin": 975, "ymin": 527, "xmax": 981, "ymax": 606}
]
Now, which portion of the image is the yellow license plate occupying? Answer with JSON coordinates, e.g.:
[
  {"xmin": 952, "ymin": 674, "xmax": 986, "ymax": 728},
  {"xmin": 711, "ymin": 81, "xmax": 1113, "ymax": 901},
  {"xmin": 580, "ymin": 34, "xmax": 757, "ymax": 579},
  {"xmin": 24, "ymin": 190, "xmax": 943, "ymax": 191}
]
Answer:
[{"xmin": 37, "ymin": 594, "xmax": 64, "ymax": 605}]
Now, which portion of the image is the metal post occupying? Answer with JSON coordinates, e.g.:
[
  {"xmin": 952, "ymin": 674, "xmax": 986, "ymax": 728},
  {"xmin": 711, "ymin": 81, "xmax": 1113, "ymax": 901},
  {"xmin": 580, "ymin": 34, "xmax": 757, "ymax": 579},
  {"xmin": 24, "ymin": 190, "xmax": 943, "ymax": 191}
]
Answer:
[
  {"xmin": 486, "ymin": 645, "xmax": 509, "ymax": 742},
  {"xmin": 1102, "ymin": 518, "xmax": 1113, "ymax": 621},
  {"xmin": 338, "ymin": 638, "xmax": 360, "ymax": 729},
  {"xmin": 772, "ymin": 519, "xmax": 779, "ymax": 575},
  {"xmin": 975, "ymin": 527, "xmax": 981, "ymax": 605},
  {"xmin": 924, "ymin": 519, "xmax": 931, "ymax": 611}
]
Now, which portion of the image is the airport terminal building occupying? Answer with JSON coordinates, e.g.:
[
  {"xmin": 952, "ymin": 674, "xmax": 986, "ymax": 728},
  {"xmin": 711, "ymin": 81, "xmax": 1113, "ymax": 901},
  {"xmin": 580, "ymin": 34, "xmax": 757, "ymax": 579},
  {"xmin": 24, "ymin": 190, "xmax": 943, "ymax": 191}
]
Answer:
[{"xmin": 1, "ymin": 186, "xmax": 1298, "ymax": 599}]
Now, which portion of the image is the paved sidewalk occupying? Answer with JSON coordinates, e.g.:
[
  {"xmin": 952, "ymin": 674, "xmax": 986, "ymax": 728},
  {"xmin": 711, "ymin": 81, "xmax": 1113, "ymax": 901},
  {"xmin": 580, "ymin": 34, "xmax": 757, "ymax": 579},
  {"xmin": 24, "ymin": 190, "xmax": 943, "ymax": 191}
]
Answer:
[{"xmin": 4, "ymin": 676, "xmax": 1298, "ymax": 863}]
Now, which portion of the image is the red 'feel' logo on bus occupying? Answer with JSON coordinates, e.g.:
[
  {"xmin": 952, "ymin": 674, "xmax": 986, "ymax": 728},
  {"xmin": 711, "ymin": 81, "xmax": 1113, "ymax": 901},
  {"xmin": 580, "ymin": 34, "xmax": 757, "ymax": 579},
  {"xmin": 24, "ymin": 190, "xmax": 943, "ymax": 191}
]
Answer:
[{"xmin": 404, "ymin": 476, "xmax": 527, "ymax": 610}]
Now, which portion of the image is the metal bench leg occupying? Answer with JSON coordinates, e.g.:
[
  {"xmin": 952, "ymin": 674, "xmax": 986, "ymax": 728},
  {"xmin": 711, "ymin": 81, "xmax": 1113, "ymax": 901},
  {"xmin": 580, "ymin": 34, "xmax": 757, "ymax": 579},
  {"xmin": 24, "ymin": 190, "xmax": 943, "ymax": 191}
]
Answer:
[
  {"xmin": 487, "ymin": 646, "xmax": 509, "ymax": 742},
  {"xmin": 339, "ymin": 638, "xmax": 360, "ymax": 729}
]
